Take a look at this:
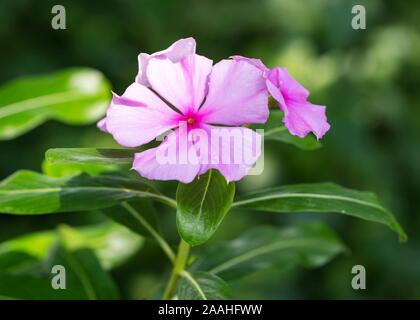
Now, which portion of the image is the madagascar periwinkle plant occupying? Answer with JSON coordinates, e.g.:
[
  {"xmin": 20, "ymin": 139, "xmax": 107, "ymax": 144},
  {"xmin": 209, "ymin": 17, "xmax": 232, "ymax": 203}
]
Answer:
[{"xmin": 0, "ymin": 38, "xmax": 406, "ymax": 300}]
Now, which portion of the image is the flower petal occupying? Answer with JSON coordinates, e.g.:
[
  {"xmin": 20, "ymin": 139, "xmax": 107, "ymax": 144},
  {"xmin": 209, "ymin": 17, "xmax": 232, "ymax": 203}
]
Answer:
[
  {"xmin": 106, "ymin": 83, "xmax": 180, "ymax": 147},
  {"xmin": 267, "ymin": 67, "xmax": 309, "ymax": 103},
  {"xmin": 136, "ymin": 37, "xmax": 196, "ymax": 86},
  {"xmin": 195, "ymin": 125, "xmax": 262, "ymax": 182},
  {"xmin": 147, "ymin": 54, "xmax": 213, "ymax": 113},
  {"xmin": 200, "ymin": 59, "xmax": 269, "ymax": 125},
  {"xmin": 231, "ymin": 55, "xmax": 269, "ymax": 74},
  {"xmin": 283, "ymin": 100, "xmax": 330, "ymax": 139},
  {"xmin": 133, "ymin": 128, "xmax": 200, "ymax": 183},
  {"xmin": 267, "ymin": 67, "xmax": 330, "ymax": 139},
  {"xmin": 96, "ymin": 117, "xmax": 108, "ymax": 133}
]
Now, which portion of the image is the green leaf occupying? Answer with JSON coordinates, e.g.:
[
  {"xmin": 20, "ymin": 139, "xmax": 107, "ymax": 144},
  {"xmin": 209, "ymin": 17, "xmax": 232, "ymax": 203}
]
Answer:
[
  {"xmin": 0, "ymin": 170, "xmax": 176, "ymax": 214},
  {"xmin": 42, "ymin": 159, "xmax": 115, "ymax": 178},
  {"xmin": 43, "ymin": 245, "xmax": 119, "ymax": 299},
  {"xmin": 176, "ymin": 170, "xmax": 235, "ymax": 246},
  {"xmin": 45, "ymin": 148, "xmax": 135, "ymax": 167},
  {"xmin": 192, "ymin": 222, "xmax": 345, "ymax": 281},
  {"xmin": 252, "ymin": 110, "xmax": 321, "ymax": 150},
  {"xmin": 0, "ymin": 273, "xmax": 67, "ymax": 299},
  {"xmin": 0, "ymin": 230, "xmax": 56, "ymax": 273},
  {"xmin": 0, "ymin": 245, "xmax": 119, "ymax": 299},
  {"xmin": 0, "ymin": 68, "xmax": 110, "ymax": 140},
  {"xmin": 102, "ymin": 199, "xmax": 160, "ymax": 239},
  {"xmin": 177, "ymin": 271, "xmax": 232, "ymax": 300},
  {"xmin": 0, "ymin": 221, "xmax": 143, "ymax": 270},
  {"xmin": 0, "ymin": 222, "xmax": 138, "ymax": 299},
  {"xmin": 0, "ymin": 252, "xmax": 39, "ymax": 273},
  {"xmin": 0, "ymin": 230, "xmax": 55, "ymax": 260},
  {"xmin": 234, "ymin": 182, "xmax": 407, "ymax": 241},
  {"xmin": 58, "ymin": 223, "xmax": 143, "ymax": 269},
  {"xmin": 43, "ymin": 148, "xmax": 135, "ymax": 177}
]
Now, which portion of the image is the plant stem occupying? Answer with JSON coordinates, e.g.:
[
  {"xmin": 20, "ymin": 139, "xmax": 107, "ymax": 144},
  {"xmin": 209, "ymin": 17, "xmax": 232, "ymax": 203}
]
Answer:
[
  {"xmin": 146, "ymin": 193, "xmax": 177, "ymax": 209},
  {"xmin": 162, "ymin": 239, "xmax": 191, "ymax": 299},
  {"xmin": 121, "ymin": 202, "xmax": 175, "ymax": 263}
]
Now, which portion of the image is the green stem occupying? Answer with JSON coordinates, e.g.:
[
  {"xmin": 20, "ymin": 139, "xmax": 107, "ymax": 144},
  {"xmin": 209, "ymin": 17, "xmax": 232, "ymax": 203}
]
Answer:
[
  {"xmin": 162, "ymin": 239, "xmax": 191, "ymax": 300},
  {"xmin": 147, "ymin": 193, "xmax": 177, "ymax": 209},
  {"xmin": 121, "ymin": 202, "xmax": 175, "ymax": 263}
]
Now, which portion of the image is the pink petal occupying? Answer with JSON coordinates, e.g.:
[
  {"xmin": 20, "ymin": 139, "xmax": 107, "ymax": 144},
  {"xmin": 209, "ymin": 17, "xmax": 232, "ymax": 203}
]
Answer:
[
  {"xmin": 267, "ymin": 67, "xmax": 309, "ymax": 102},
  {"xmin": 147, "ymin": 54, "xmax": 213, "ymax": 114},
  {"xmin": 265, "ymin": 77, "xmax": 286, "ymax": 111},
  {"xmin": 283, "ymin": 100, "xmax": 330, "ymax": 139},
  {"xmin": 136, "ymin": 37, "xmax": 196, "ymax": 86},
  {"xmin": 97, "ymin": 117, "xmax": 108, "ymax": 133},
  {"xmin": 267, "ymin": 67, "xmax": 330, "ymax": 139},
  {"xmin": 196, "ymin": 125, "xmax": 262, "ymax": 182},
  {"xmin": 231, "ymin": 55, "xmax": 270, "ymax": 74},
  {"xmin": 105, "ymin": 83, "xmax": 180, "ymax": 147},
  {"xmin": 132, "ymin": 125, "xmax": 262, "ymax": 183},
  {"xmin": 133, "ymin": 128, "xmax": 201, "ymax": 183},
  {"xmin": 200, "ymin": 59, "xmax": 269, "ymax": 126}
]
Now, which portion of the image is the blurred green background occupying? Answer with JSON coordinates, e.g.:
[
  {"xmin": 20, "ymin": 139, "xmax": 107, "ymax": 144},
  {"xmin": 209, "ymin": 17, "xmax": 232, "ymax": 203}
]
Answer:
[{"xmin": 0, "ymin": 0, "xmax": 419, "ymax": 299}]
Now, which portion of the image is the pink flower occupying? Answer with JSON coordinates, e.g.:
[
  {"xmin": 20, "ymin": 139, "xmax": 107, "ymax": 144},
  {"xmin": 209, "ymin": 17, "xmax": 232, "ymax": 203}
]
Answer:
[
  {"xmin": 100, "ymin": 39, "xmax": 269, "ymax": 183},
  {"xmin": 232, "ymin": 56, "xmax": 330, "ymax": 139},
  {"xmin": 135, "ymin": 37, "xmax": 196, "ymax": 87},
  {"xmin": 97, "ymin": 38, "xmax": 196, "ymax": 133}
]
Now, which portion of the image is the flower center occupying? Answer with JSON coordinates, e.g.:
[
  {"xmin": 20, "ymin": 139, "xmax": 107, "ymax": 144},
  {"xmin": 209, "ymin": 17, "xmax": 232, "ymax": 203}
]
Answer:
[
  {"xmin": 187, "ymin": 117, "xmax": 195, "ymax": 125},
  {"xmin": 179, "ymin": 111, "xmax": 202, "ymax": 129}
]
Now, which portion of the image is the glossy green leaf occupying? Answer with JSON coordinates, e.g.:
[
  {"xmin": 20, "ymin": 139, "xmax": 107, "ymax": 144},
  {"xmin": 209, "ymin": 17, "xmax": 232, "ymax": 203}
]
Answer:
[
  {"xmin": 0, "ymin": 245, "xmax": 119, "ymax": 299},
  {"xmin": 42, "ymin": 159, "xmax": 115, "ymax": 178},
  {"xmin": 252, "ymin": 110, "xmax": 321, "ymax": 150},
  {"xmin": 0, "ymin": 170, "xmax": 176, "ymax": 214},
  {"xmin": 58, "ymin": 223, "xmax": 143, "ymax": 269},
  {"xmin": 176, "ymin": 170, "xmax": 235, "ymax": 246},
  {"xmin": 0, "ymin": 68, "xmax": 110, "ymax": 140},
  {"xmin": 45, "ymin": 148, "xmax": 135, "ymax": 166},
  {"xmin": 192, "ymin": 222, "xmax": 345, "ymax": 281},
  {"xmin": 177, "ymin": 271, "xmax": 232, "ymax": 300},
  {"xmin": 0, "ymin": 252, "xmax": 39, "ymax": 274},
  {"xmin": 46, "ymin": 246, "xmax": 119, "ymax": 299},
  {"xmin": 0, "ymin": 273, "xmax": 68, "ymax": 299},
  {"xmin": 0, "ymin": 232, "xmax": 54, "ymax": 274},
  {"xmin": 0, "ymin": 230, "xmax": 54, "ymax": 260},
  {"xmin": 234, "ymin": 182, "xmax": 406, "ymax": 241},
  {"xmin": 0, "ymin": 222, "xmax": 143, "ymax": 270},
  {"xmin": 43, "ymin": 148, "xmax": 135, "ymax": 177}
]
